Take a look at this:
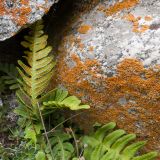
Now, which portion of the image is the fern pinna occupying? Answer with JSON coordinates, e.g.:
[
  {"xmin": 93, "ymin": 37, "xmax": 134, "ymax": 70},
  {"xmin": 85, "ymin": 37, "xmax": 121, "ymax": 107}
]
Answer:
[
  {"xmin": 42, "ymin": 89, "xmax": 90, "ymax": 110},
  {"xmin": 17, "ymin": 20, "xmax": 55, "ymax": 107},
  {"xmin": 82, "ymin": 122, "xmax": 158, "ymax": 160},
  {"xmin": 0, "ymin": 63, "xmax": 20, "ymax": 90},
  {"xmin": 45, "ymin": 131, "xmax": 74, "ymax": 160}
]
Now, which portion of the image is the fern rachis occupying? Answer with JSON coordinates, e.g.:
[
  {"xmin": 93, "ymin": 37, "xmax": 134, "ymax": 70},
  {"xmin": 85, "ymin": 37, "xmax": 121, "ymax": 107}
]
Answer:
[{"xmin": 17, "ymin": 20, "xmax": 55, "ymax": 107}]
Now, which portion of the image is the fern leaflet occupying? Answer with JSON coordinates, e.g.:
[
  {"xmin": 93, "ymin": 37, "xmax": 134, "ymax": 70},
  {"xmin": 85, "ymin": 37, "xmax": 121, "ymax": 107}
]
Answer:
[
  {"xmin": 82, "ymin": 122, "xmax": 158, "ymax": 160},
  {"xmin": 0, "ymin": 63, "xmax": 20, "ymax": 90},
  {"xmin": 42, "ymin": 89, "xmax": 90, "ymax": 110},
  {"xmin": 45, "ymin": 131, "xmax": 74, "ymax": 160}
]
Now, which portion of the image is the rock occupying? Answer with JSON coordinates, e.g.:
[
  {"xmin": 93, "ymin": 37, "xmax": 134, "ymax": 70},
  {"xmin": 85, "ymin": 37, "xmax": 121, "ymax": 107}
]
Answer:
[
  {"xmin": 0, "ymin": 93, "xmax": 18, "ymax": 127},
  {"xmin": 0, "ymin": 0, "xmax": 59, "ymax": 41},
  {"xmin": 0, "ymin": 93, "xmax": 18, "ymax": 146},
  {"xmin": 55, "ymin": 0, "xmax": 160, "ymax": 152}
]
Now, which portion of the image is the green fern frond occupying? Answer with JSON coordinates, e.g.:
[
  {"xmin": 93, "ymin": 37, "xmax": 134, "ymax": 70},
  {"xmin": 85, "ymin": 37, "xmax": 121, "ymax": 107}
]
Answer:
[
  {"xmin": 17, "ymin": 20, "xmax": 55, "ymax": 106},
  {"xmin": 82, "ymin": 122, "xmax": 158, "ymax": 160},
  {"xmin": 0, "ymin": 63, "xmax": 20, "ymax": 90},
  {"xmin": 45, "ymin": 131, "xmax": 74, "ymax": 160},
  {"xmin": 42, "ymin": 89, "xmax": 90, "ymax": 110}
]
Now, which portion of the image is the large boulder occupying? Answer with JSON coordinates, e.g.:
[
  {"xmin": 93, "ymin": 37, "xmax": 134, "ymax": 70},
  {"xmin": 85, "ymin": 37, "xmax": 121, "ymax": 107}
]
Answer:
[
  {"xmin": 0, "ymin": 0, "xmax": 59, "ymax": 41},
  {"xmin": 55, "ymin": 0, "xmax": 160, "ymax": 152}
]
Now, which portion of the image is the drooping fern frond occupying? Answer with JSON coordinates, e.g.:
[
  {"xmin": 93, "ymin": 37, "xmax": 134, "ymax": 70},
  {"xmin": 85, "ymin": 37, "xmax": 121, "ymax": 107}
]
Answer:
[
  {"xmin": 45, "ymin": 131, "xmax": 74, "ymax": 160},
  {"xmin": 0, "ymin": 63, "xmax": 20, "ymax": 90},
  {"xmin": 17, "ymin": 20, "xmax": 56, "ymax": 106},
  {"xmin": 42, "ymin": 88, "xmax": 90, "ymax": 110},
  {"xmin": 82, "ymin": 122, "xmax": 158, "ymax": 160}
]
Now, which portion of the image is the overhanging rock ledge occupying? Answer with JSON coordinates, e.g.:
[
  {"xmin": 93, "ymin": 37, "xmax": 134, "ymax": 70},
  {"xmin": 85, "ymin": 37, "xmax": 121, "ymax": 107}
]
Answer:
[{"xmin": 0, "ymin": 0, "xmax": 59, "ymax": 41}]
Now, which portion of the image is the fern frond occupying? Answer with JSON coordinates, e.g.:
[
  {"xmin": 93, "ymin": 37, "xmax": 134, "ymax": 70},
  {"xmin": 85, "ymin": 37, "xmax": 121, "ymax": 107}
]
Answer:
[
  {"xmin": 0, "ymin": 63, "xmax": 20, "ymax": 90},
  {"xmin": 45, "ymin": 131, "xmax": 74, "ymax": 160},
  {"xmin": 82, "ymin": 122, "xmax": 158, "ymax": 160},
  {"xmin": 42, "ymin": 89, "xmax": 90, "ymax": 110},
  {"xmin": 17, "ymin": 20, "xmax": 55, "ymax": 106}
]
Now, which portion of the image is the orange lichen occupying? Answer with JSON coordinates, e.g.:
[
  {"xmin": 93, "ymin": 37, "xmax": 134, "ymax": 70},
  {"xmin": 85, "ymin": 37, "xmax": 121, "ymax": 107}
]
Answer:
[
  {"xmin": 0, "ymin": 0, "xmax": 31, "ymax": 26},
  {"xmin": 124, "ymin": 13, "xmax": 138, "ymax": 21},
  {"xmin": 89, "ymin": 46, "xmax": 94, "ymax": 52},
  {"xmin": 97, "ymin": 1, "xmax": 151, "ymax": 34},
  {"xmin": 0, "ymin": 0, "xmax": 6, "ymax": 15},
  {"xmin": 37, "ymin": 1, "xmax": 50, "ymax": 14},
  {"xmin": 124, "ymin": 14, "xmax": 150, "ymax": 33},
  {"xmin": 97, "ymin": 4, "xmax": 106, "ymax": 12},
  {"xmin": 15, "ymin": 7, "xmax": 31, "ymax": 26},
  {"xmin": 20, "ymin": 0, "xmax": 29, "ymax": 5},
  {"xmin": 78, "ymin": 25, "xmax": 92, "ymax": 34},
  {"xmin": 140, "ymin": 25, "xmax": 150, "ymax": 32},
  {"xmin": 97, "ymin": 0, "xmax": 139, "ymax": 16},
  {"xmin": 145, "ymin": 16, "xmax": 153, "ymax": 21},
  {"xmin": 0, "ymin": 0, "xmax": 51, "ymax": 26},
  {"xmin": 55, "ymin": 50, "xmax": 160, "ymax": 152},
  {"xmin": 49, "ymin": 0, "xmax": 160, "ymax": 154}
]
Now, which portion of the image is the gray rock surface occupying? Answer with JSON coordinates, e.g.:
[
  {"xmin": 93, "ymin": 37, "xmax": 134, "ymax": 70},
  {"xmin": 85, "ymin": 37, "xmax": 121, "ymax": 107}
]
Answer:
[
  {"xmin": 0, "ymin": 93, "xmax": 18, "ymax": 131},
  {"xmin": 0, "ymin": 0, "xmax": 59, "ymax": 41},
  {"xmin": 61, "ymin": 0, "xmax": 160, "ymax": 76},
  {"xmin": 55, "ymin": 0, "xmax": 160, "ymax": 152}
]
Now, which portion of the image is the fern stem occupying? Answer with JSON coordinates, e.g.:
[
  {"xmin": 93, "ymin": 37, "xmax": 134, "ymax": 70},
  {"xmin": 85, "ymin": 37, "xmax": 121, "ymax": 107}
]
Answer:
[
  {"xmin": 37, "ymin": 102, "xmax": 54, "ymax": 159},
  {"xmin": 44, "ymin": 111, "xmax": 84, "ymax": 135},
  {"xmin": 26, "ymin": 106, "xmax": 38, "ymax": 136},
  {"xmin": 31, "ymin": 24, "xmax": 37, "ymax": 107},
  {"xmin": 69, "ymin": 127, "xmax": 79, "ymax": 158}
]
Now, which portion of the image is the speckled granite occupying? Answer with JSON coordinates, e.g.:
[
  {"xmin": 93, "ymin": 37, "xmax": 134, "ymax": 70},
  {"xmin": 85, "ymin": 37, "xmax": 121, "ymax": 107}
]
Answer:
[
  {"xmin": 0, "ymin": 0, "xmax": 59, "ymax": 41},
  {"xmin": 61, "ymin": 0, "xmax": 160, "ymax": 76},
  {"xmin": 55, "ymin": 0, "xmax": 160, "ymax": 152}
]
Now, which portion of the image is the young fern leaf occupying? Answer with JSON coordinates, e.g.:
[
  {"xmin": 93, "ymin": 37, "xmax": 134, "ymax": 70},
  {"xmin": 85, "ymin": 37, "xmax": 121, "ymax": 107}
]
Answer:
[
  {"xmin": 0, "ymin": 63, "xmax": 20, "ymax": 90},
  {"xmin": 35, "ymin": 151, "xmax": 46, "ymax": 160},
  {"xmin": 42, "ymin": 88, "xmax": 90, "ymax": 110},
  {"xmin": 82, "ymin": 122, "xmax": 158, "ymax": 160},
  {"xmin": 45, "ymin": 131, "xmax": 74, "ymax": 160},
  {"xmin": 17, "ymin": 20, "xmax": 55, "ymax": 106}
]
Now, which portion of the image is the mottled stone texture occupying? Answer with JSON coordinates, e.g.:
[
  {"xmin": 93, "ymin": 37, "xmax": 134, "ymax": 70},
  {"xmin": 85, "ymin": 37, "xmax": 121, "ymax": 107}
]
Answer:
[
  {"xmin": 0, "ymin": 0, "xmax": 59, "ymax": 41},
  {"xmin": 54, "ymin": 0, "xmax": 160, "ymax": 153}
]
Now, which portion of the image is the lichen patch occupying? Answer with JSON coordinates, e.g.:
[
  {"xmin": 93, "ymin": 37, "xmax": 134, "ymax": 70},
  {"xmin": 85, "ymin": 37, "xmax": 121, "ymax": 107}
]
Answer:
[
  {"xmin": 97, "ymin": 0, "xmax": 139, "ymax": 16},
  {"xmin": 78, "ymin": 25, "xmax": 92, "ymax": 34},
  {"xmin": 145, "ymin": 16, "xmax": 153, "ymax": 21},
  {"xmin": 52, "ymin": 0, "xmax": 160, "ymax": 154},
  {"xmin": 124, "ymin": 14, "xmax": 152, "ymax": 33},
  {"xmin": 0, "ymin": 0, "xmax": 59, "ymax": 40},
  {"xmin": 0, "ymin": 0, "xmax": 31, "ymax": 26},
  {"xmin": 55, "ymin": 52, "xmax": 160, "ymax": 152}
]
